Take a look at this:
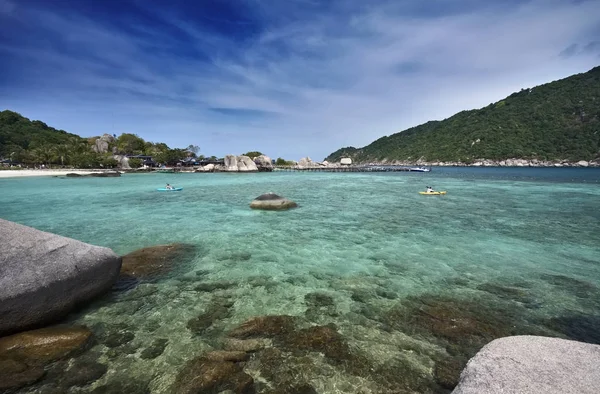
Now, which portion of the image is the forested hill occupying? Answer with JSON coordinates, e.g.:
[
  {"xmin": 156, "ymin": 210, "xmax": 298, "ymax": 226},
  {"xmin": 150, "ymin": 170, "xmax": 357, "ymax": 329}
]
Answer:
[
  {"xmin": 326, "ymin": 66, "xmax": 600, "ymax": 163},
  {"xmin": 0, "ymin": 110, "xmax": 85, "ymax": 158}
]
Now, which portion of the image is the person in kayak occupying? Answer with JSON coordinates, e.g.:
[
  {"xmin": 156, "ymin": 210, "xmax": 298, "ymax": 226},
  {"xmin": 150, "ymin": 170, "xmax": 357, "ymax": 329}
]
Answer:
[
  {"xmin": 426, "ymin": 186, "xmax": 435, "ymax": 193},
  {"xmin": 166, "ymin": 183, "xmax": 174, "ymax": 190}
]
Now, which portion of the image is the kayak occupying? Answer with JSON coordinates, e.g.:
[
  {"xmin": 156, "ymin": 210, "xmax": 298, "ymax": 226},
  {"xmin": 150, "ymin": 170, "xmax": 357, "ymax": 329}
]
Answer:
[
  {"xmin": 419, "ymin": 191, "xmax": 446, "ymax": 195},
  {"xmin": 156, "ymin": 187, "xmax": 183, "ymax": 191}
]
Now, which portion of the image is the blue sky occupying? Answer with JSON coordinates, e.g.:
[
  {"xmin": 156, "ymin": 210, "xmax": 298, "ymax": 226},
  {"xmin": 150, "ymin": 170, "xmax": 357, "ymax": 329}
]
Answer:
[{"xmin": 0, "ymin": 0, "xmax": 599, "ymax": 160}]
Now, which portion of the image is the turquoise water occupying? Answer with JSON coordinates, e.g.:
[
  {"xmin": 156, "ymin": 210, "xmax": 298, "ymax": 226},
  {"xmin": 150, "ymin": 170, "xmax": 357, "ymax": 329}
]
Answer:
[{"xmin": 1, "ymin": 168, "xmax": 600, "ymax": 393}]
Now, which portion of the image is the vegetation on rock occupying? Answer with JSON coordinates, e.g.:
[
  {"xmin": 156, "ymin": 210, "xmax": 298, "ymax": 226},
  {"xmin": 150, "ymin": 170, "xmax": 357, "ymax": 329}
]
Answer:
[{"xmin": 326, "ymin": 66, "xmax": 600, "ymax": 163}]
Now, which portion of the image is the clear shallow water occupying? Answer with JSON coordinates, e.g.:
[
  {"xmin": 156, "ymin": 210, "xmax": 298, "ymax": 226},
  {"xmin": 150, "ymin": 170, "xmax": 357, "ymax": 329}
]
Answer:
[{"xmin": 1, "ymin": 168, "xmax": 600, "ymax": 393}]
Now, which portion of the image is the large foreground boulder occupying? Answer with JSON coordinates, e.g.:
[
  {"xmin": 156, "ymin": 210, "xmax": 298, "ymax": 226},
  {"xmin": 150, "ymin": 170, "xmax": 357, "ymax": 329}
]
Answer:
[
  {"xmin": 452, "ymin": 336, "xmax": 600, "ymax": 394},
  {"xmin": 0, "ymin": 219, "xmax": 122, "ymax": 336},
  {"xmin": 249, "ymin": 193, "xmax": 298, "ymax": 210}
]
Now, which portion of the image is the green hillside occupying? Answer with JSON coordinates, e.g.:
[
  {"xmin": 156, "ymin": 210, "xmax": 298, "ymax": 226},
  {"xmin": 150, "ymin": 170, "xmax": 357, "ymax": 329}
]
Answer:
[
  {"xmin": 0, "ymin": 110, "xmax": 202, "ymax": 167},
  {"xmin": 326, "ymin": 66, "xmax": 600, "ymax": 163},
  {"xmin": 0, "ymin": 110, "xmax": 86, "ymax": 159}
]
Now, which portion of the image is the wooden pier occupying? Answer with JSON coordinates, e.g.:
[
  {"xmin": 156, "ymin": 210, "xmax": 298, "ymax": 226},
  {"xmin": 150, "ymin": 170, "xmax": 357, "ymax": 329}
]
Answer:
[{"xmin": 273, "ymin": 166, "xmax": 429, "ymax": 173}]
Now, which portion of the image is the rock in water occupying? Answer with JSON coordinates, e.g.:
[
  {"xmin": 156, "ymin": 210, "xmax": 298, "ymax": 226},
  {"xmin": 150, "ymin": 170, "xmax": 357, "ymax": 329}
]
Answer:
[
  {"xmin": 237, "ymin": 155, "xmax": 258, "ymax": 172},
  {"xmin": 249, "ymin": 193, "xmax": 298, "ymax": 210},
  {"xmin": 223, "ymin": 155, "xmax": 239, "ymax": 171},
  {"xmin": 0, "ymin": 325, "xmax": 92, "ymax": 364},
  {"xmin": 452, "ymin": 336, "xmax": 600, "ymax": 394},
  {"xmin": 0, "ymin": 219, "xmax": 122, "ymax": 336},
  {"xmin": 120, "ymin": 243, "xmax": 196, "ymax": 280},
  {"xmin": 254, "ymin": 155, "xmax": 273, "ymax": 171}
]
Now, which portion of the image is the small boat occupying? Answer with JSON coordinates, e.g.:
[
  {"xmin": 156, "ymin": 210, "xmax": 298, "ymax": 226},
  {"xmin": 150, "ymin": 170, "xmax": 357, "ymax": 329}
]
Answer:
[
  {"xmin": 409, "ymin": 167, "xmax": 431, "ymax": 172},
  {"xmin": 419, "ymin": 191, "xmax": 446, "ymax": 195},
  {"xmin": 156, "ymin": 187, "xmax": 183, "ymax": 192}
]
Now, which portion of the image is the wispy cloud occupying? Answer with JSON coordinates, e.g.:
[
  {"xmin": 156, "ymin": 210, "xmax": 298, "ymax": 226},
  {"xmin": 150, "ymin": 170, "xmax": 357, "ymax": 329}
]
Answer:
[{"xmin": 0, "ymin": 0, "xmax": 599, "ymax": 159}]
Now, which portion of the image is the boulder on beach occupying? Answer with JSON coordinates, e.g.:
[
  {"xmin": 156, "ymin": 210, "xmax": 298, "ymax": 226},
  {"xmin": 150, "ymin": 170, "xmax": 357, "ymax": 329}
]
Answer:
[
  {"xmin": 452, "ymin": 336, "xmax": 600, "ymax": 394},
  {"xmin": 0, "ymin": 219, "xmax": 122, "ymax": 336},
  {"xmin": 249, "ymin": 193, "xmax": 298, "ymax": 210}
]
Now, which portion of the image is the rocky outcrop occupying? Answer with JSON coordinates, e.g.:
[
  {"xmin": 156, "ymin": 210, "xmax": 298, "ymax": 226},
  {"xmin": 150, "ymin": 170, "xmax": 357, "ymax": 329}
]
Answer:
[
  {"xmin": 92, "ymin": 134, "xmax": 115, "ymax": 154},
  {"xmin": 196, "ymin": 163, "xmax": 215, "ymax": 172},
  {"xmin": 297, "ymin": 157, "xmax": 317, "ymax": 168},
  {"xmin": 223, "ymin": 155, "xmax": 239, "ymax": 171},
  {"xmin": 452, "ymin": 336, "xmax": 600, "ymax": 394},
  {"xmin": 219, "ymin": 155, "xmax": 259, "ymax": 172},
  {"xmin": 237, "ymin": 155, "xmax": 258, "ymax": 172},
  {"xmin": 112, "ymin": 155, "xmax": 131, "ymax": 169},
  {"xmin": 249, "ymin": 193, "xmax": 298, "ymax": 210},
  {"xmin": 0, "ymin": 219, "xmax": 122, "ymax": 336},
  {"xmin": 254, "ymin": 155, "xmax": 274, "ymax": 171}
]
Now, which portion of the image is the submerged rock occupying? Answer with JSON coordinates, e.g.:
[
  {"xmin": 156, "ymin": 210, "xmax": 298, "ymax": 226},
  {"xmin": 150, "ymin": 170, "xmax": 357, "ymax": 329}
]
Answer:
[
  {"xmin": 0, "ymin": 358, "xmax": 45, "ymax": 391},
  {"xmin": 222, "ymin": 338, "xmax": 272, "ymax": 352},
  {"xmin": 140, "ymin": 338, "xmax": 168, "ymax": 360},
  {"xmin": 120, "ymin": 243, "xmax": 196, "ymax": 281},
  {"xmin": 0, "ymin": 219, "xmax": 122, "ymax": 336},
  {"xmin": 0, "ymin": 326, "xmax": 93, "ymax": 365},
  {"xmin": 187, "ymin": 297, "xmax": 234, "ymax": 335},
  {"xmin": 60, "ymin": 359, "xmax": 107, "ymax": 388},
  {"xmin": 281, "ymin": 324, "xmax": 352, "ymax": 362},
  {"xmin": 228, "ymin": 315, "xmax": 297, "ymax": 339},
  {"xmin": 545, "ymin": 314, "xmax": 600, "ymax": 344},
  {"xmin": 171, "ymin": 357, "xmax": 255, "ymax": 394},
  {"xmin": 0, "ymin": 326, "xmax": 92, "ymax": 391},
  {"xmin": 249, "ymin": 193, "xmax": 298, "ymax": 210},
  {"xmin": 453, "ymin": 336, "xmax": 600, "ymax": 394},
  {"xmin": 204, "ymin": 350, "xmax": 250, "ymax": 362},
  {"xmin": 65, "ymin": 172, "xmax": 121, "ymax": 177}
]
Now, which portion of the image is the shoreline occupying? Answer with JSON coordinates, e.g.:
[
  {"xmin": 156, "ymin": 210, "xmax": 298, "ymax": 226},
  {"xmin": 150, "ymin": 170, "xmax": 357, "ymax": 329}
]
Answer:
[
  {"xmin": 0, "ymin": 169, "xmax": 109, "ymax": 179},
  {"xmin": 1, "ymin": 165, "xmax": 598, "ymax": 179}
]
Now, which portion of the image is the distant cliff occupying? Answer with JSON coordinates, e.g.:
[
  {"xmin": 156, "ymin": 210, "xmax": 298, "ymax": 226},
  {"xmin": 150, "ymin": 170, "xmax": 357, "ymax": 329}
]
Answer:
[{"xmin": 326, "ymin": 66, "xmax": 600, "ymax": 164}]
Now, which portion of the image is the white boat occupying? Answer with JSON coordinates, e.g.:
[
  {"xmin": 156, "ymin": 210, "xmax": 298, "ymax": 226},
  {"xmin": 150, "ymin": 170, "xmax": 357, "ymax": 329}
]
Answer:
[{"xmin": 409, "ymin": 167, "xmax": 431, "ymax": 172}]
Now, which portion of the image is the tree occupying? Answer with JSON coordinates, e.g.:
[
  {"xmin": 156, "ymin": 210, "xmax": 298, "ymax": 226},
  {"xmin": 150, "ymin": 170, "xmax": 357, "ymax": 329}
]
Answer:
[
  {"xmin": 128, "ymin": 158, "xmax": 143, "ymax": 168},
  {"xmin": 54, "ymin": 145, "xmax": 70, "ymax": 167},
  {"xmin": 99, "ymin": 155, "xmax": 118, "ymax": 168},
  {"xmin": 116, "ymin": 133, "xmax": 146, "ymax": 155},
  {"xmin": 155, "ymin": 149, "xmax": 187, "ymax": 165},
  {"xmin": 33, "ymin": 146, "xmax": 56, "ymax": 166},
  {"xmin": 243, "ymin": 151, "xmax": 264, "ymax": 159},
  {"xmin": 275, "ymin": 157, "xmax": 293, "ymax": 166},
  {"xmin": 186, "ymin": 144, "xmax": 200, "ymax": 156}
]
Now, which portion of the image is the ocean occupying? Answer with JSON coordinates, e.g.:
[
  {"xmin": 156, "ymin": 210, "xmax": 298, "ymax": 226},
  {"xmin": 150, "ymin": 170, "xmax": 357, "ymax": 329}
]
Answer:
[{"xmin": 1, "ymin": 167, "xmax": 599, "ymax": 393}]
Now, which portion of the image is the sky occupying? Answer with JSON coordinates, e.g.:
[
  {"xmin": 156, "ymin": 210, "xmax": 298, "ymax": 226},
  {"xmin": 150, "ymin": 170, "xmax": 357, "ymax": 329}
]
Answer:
[{"xmin": 0, "ymin": 0, "xmax": 599, "ymax": 160}]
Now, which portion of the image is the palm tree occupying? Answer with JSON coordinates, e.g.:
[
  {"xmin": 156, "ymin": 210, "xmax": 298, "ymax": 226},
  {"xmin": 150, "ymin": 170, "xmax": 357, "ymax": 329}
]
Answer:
[
  {"xmin": 54, "ymin": 145, "xmax": 70, "ymax": 167},
  {"xmin": 32, "ymin": 146, "xmax": 56, "ymax": 167}
]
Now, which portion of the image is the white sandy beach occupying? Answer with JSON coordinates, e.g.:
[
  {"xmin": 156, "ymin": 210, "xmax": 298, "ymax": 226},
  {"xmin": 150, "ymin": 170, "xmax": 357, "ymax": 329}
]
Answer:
[{"xmin": 0, "ymin": 169, "xmax": 105, "ymax": 179}]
